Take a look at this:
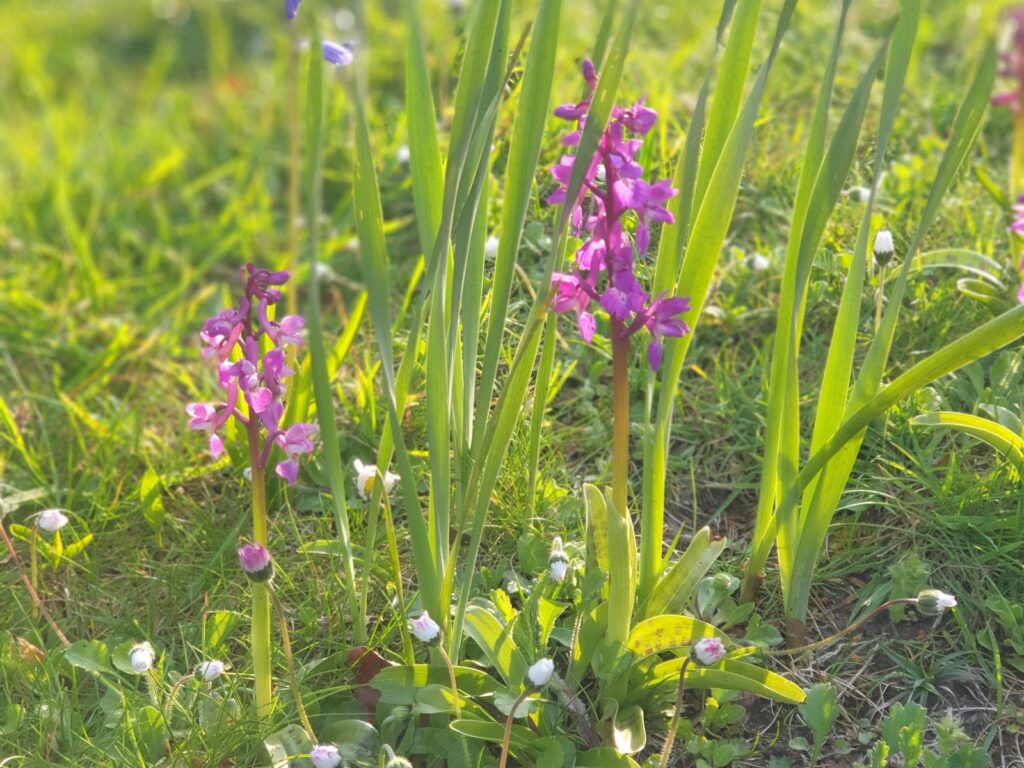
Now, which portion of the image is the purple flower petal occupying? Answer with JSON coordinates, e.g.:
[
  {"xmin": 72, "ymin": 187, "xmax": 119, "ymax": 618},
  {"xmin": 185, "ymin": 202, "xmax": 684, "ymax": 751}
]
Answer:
[
  {"xmin": 285, "ymin": 0, "xmax": 301, "ymax": 20},
  {"xmin": 323, "ymin": 40, "xmax": 353, "ymax": 67}
]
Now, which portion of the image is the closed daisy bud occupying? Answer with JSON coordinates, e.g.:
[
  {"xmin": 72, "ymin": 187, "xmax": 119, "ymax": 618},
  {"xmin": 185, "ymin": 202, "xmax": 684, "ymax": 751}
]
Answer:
[
  {"xmin": 237, "ymin": 543, "xmax": 273, "ymax": 582},
  {"xmin": 873, "ymin": 229, "xmax": 895, "ymax": 267},
  {"xmin": 309, "ymin": 744, "xmax": 342, "ymax": 768},
  {"xmin": 549, "ymin": 537, "xmax": 569, "ymax": 582},
  {"xmin": 37, "ymin": 509, "xmax": 69, "ymax": 533},
  {"xmin": 410, "ymin": 611, "xmax": 441, "ymax": 644},
  {"xmin": 526, "ymin": 657, "xmax": 554, "ymax": 687},
  {"xmin": 485, "ymin": 235, "xmax": 500, "ymax": 260},
  {"xmin": 690, "ymin": 637, "xmax": 726, "ymax": 666},
  {"xmin": 129, "ymin": 642, "xmax": 156, "ymax": 674},
  {"xmin": 916, "ymin": 589, "xmax": 957, "ymax": 616},
  {"xmin": 196, "ymin": 660, "xmax": 226, "ymax": 681},
  {"xmin": 748, "ymin": 253, "xmax": 770, "ymax": 272}
]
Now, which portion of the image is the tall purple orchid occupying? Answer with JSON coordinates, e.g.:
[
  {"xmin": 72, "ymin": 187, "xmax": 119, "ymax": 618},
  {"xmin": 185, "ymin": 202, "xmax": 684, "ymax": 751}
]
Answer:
[
  {"xmin": 547, "ymin": 59, "xmax": 691, "ymax": 371},
  {"xmin": 187, "ymin": 264, "xmax": 317, "ymax": 486}
]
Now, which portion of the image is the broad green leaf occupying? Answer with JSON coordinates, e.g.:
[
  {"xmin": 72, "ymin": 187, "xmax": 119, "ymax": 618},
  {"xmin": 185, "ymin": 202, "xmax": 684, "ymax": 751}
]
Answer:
[
  {"xmin": 626, "ymin": 615, "xmax": 728, "ymax": 659},
  {"xmin": 910, "ymin": 248, "xmax": 1006, "ymax": 284},
  {"xmin": 636, "ymin": 657, "xmax": 806, "ymax": 705},
  {"xmin": 205, "ymin": 610, "xmax": 241, "ymax": 657},
  {"xmin": 371, "ymin": 664, "xmax": 501, "ymax": 702},
  {"xmin": 576, "ymin": 747, "xmax": 643, "ymax": 768},
  {"xmin": 139, "ymin": 467, "xmax": 165, "ymax": 536},
  {"xmin": 264, "ymin": 723, "xmax": 313, "ymax": 768},
  {"xmin": 463, "ymin": 605, "xmax": 528, "ymax": 688},
  {"xmin": 137, "ymin": 705, "xmax": 166, "ymax": 762},
  {"xmin": 911, "ymin": 412, "xmax": 1024, "ymax": 472},
  {"xmin": 450, "ymin": 719, "xmax": 534, "ymax": 750},
  {"xmin": 609, "ymin": 702, "xmax": 646, "ymax": 755},
  {"xmin": 602, "ymin": 487, "xmax": 635, "ymax": 647},
  {"xmin": 643, "ymin": 527, "xmax": 726, "ymax": 618},
  {"xmin": 64, "ymin": 639, "xmax": 110, "ymax": 675},
  {"xmin": 584, "ymin": 483, "xmax": 610, "ymax": 576},
  {"xmin": 799, "ymin": 683, "xmax": 840, "ymax": 748}
]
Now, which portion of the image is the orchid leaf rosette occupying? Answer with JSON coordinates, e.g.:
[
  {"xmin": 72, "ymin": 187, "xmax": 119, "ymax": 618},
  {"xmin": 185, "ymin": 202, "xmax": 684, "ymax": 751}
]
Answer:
[{"xmin": 548, "ymin": 59, "xmax": 691, "ymax": 373}]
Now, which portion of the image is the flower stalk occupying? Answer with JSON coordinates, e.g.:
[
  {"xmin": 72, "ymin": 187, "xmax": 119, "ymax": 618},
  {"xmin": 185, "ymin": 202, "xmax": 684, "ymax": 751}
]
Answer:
[{"xmin": 658, "ymin": 657, "xmax": 690, "ymax": 768}]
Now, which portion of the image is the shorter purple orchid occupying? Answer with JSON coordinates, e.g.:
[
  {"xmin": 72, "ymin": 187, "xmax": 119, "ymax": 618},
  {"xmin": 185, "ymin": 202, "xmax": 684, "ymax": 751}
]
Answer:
[
  {"xmin": 285, "ymin": 0, "xmax": 301, "ymax": 20},
  {"xmin": 547, "ymin": 60, "xmax": 690, "ymax": 370},
  {"xmin": 994, "ymin": 8, "xmax": 1024, "ymax": 110},
  {"xmin": 238, "ymin": 542, "xmax": 273, "ymax": 582},
  {"xmin": 187, "ymin": 264, "xmax": 317, "ymax": 485}
]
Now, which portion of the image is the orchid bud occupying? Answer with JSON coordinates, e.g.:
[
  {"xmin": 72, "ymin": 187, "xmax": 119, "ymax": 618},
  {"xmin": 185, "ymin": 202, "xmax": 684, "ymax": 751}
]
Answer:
[
  {"xmin": 548, "ymin": 537, "xmax": 569, "ymax": 582},
  {"xmin": 37, "ymin": 509, "xmax": 69, "ymax": 533},
  {"xmin": 410, "ymin": 611, "xmax": 441, "ymax": 644},
  {"xmin": 237, "ymin": 543, "xmax": 273, "ymax": 583},
  {"xmin": 690, "ymin": 637, "xmax": 726, "ymax": 666},
  {"xmin": 309, "ymin": 744, "xmax": 342, "ymax": 768},
  {"xmin": 526, "ymin": 658, "xmax": 554, "ymax": 688},
  {"xmin": 916, "ymin": 589, "xmax": 957, "ymax": 616},
  {"xmin": 197, "ymin": 660, "xmax": 226, "ymax": 681},
  {"xmin": 129, "ymin": 642, "xmax": 156, "ymax": 674},
  {"xmin": 873, "ymin": 229, "xmax": 895, "ymax": 267}
]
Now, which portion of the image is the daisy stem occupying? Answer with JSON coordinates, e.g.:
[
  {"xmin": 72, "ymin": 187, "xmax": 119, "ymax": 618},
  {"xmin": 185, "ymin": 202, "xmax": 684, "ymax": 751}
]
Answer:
[
  {"xmin": 29, "ymin": 527, "xmax": 39, "ymax": 622},
  {"xmin": 658, "ymin": 657, "xmax": 690, "ymax": 768},
  {"xmin": 498, "ymin": 689, "xmax": 532, "ymax": 768},
  {"xmin": 762, "ymin": 598, "xmax": 917, "ymax": 657},
  {"xmin": 270, "ymin": 586, "xmax": 315, "ymax": 738}
]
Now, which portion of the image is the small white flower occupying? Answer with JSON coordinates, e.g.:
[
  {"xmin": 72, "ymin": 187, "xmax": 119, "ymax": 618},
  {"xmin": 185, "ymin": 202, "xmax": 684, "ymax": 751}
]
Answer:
[
  {"xmin": 691, "ymin": 637, "xmax": 726, "ymax": 666},
  {"xmin": 549, "ymin": 536, "xmax": 569, "ymax": 582},
  {"xmin": 410, "ymin": 611, "xmax": 441, "ymax": 643},
  {"xmin": 848, "ymin": 185, "xmax": 872, "ymax": 202},
  {"xmin": 309, "ymin": 744, "xmax": 342, "ymax": 768},
  {"xmin": 396, "ymin": 145, "xmax": 411, "ymax": 164},
  {"xmin": 196, "ymin": 660, "xmax": 226, "ymax": 681},
  {"xmin": 595, "ymin": 164, "xmax": 607, "ymax": 184},
  {"xmin": 353, "ymin": 459, "xmax": 399, "ymax": 500},
  {"xmin": 485, "ymin": 235, "xmax": 500, "ymax": 259},
  {"xmin": 526, "ymin": 657, "xmax": 554, "ymax": 687},
  {"xmin": 748, "ymin": 253, "xmax": 770, "ymax": 272},
  {"xmin": 129, "ymin": 642, "xmax": 156, "ymax": 674},
  {"xmin": 242, "ymin": 467, "xmax": 253, "ymax": 482},
  {"xmin": 37, "ymin": 509, "xmax": 68, "ymax": 533}
]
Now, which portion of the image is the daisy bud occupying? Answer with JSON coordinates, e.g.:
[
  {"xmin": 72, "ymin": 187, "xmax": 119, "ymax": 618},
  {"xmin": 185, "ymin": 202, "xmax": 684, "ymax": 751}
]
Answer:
[
  {"xmin": 526, "ymin": 657, "xmax": 554, "ymax": 688},
  {"xmin": 873, "ymin": 229, "xmax": 895, "ymax": 267},
  {"xmin": 396, "ymin": 145, "xmax": 411, "ymax": 165},
  {"xmin": 37, "ymin": 509, "xmax": 69, "ymax": 533},
  {"xmin": 196, "ymin": 660, "xmax": 226, "ymax": 681},
  {"xmin": 237, "ymin": 543, "xmax": 273, "ymax": 583},
  {"xmin": 916, "ymin": 589, "xmax": 957, "ymax": 616},
  {"xmin": 485, "ymin": 235, "xmax": 500, "ymax": 260},
  {"xmin": 129, "ymin": 642, "xmax": 156, "ymax": 674},
  {"xmin": 309, "ymin": 744, "xmax": 342, "ymax": 768},
  {"xmin": 748, "ymin": 253, "xmax": 770, "ymax": 272},
  {"xmin": 690, "ymin": 637, "xmax": 726, "ymax": 666},
  {"xmin": 549, "ymin": 537, "xmax": 569, "ymax": 582},
  {"xmin": 410, "ymin": 611, "xmax": 441, "ymax": 644}
]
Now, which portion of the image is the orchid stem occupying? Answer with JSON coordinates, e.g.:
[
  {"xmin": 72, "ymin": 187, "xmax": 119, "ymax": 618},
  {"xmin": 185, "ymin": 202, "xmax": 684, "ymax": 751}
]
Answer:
[
  {"xmin": 611, "ymin": 319, "xmax": 630, "ymax": 514},
  {"xmin": 659, "ymin": 657, "xmax": 690, "ymax": 768},
  {"xmin": 248, "ymin": 444, "xmax": 273, "ymax": 720},
  {"xmin": 766, "ymin": 599, "xmax": 917, "ymax": 658},
  {"xmin": 271, "ymin": 586, "xmax": 315, "ymax": 739},
  {"xmin": 498, "ymin": 689, "xmax": 532, "ymax": 768}
]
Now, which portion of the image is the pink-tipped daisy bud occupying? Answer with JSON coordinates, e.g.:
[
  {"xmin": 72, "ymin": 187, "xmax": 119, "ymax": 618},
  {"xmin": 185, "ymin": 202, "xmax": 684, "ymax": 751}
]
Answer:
[
  {"xmin": 309, "ymin": 744, "xmax": 342, "ymax": 768},
  {"xmin": 410, "ymin": 611, "xmax": 441, "ymax": 644},
  {"xmin": 237, "ymin": 543, "xmax": 273, "ymax": 582},
  {"xmin": 873, "ymin": 229, "xmax": 895, "ymax": 267},
  {"xmin": 691, "ymin": 637, "xmax": 726, "ymax": 666},
  {"xmin": 196, "ymin": 660, "xmax": 226, "ymax": 681},
  {"xmin": 37, "ymin": 509, "xmax": 69, "ymax": 533},
  {"xmin": 549, "ymin": 537, "xmax": 569, "ymax": 582},
  {"xmin": 916, "ymin": 589, "xmax": 957, "ymax": 616},
  {"xmin": 526, "ymin": 658, "xmax": 554, "ymax": 687},
  {"xmin": 129, "ymin": 642, "xmax": 156, "ymax": 673}
]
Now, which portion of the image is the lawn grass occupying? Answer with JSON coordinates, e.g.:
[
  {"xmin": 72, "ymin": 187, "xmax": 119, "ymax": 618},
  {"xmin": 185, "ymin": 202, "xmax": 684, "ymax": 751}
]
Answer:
[{"xmin": 2, "ymin": 0, "xmax": 1024, "ymax": 765}]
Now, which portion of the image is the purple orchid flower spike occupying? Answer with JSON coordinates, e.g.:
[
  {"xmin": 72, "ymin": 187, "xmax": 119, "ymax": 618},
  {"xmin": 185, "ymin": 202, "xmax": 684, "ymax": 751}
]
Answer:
[
  {"xmin": 323, "ymin": 40, "xmax": 354, "ymax": 68},
  {"xmin": 546, "ymin": 60, "xmax": 690, "ymax": 370},
  {"xmin": 994, "ymin": 8, "xmax": 1024, "ymax": 110},
  {"xmin": 186, "ymin": 264, "xmax": 317, "ymax": 485},
  {"xmin": 285, "ymin": 0, "xmax": 301, "ymax": 20}
]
